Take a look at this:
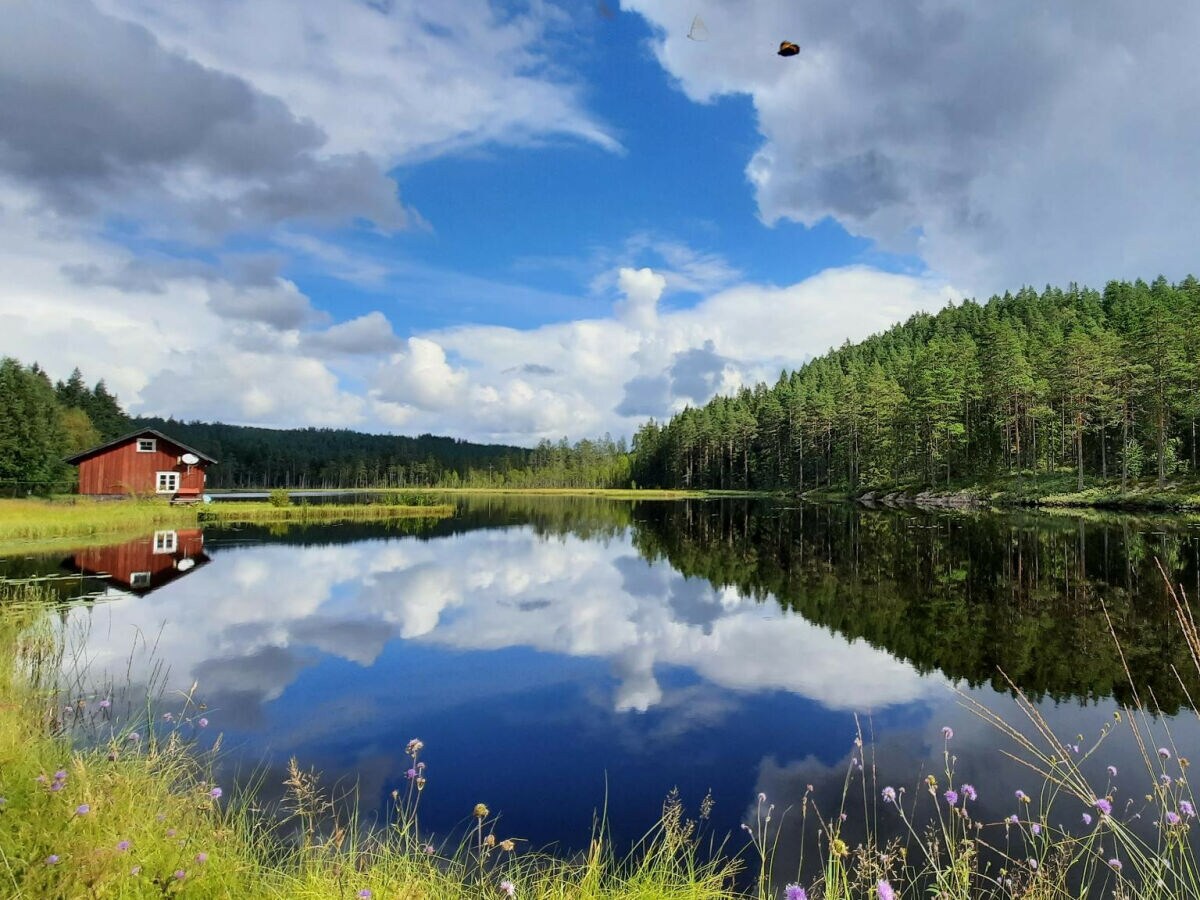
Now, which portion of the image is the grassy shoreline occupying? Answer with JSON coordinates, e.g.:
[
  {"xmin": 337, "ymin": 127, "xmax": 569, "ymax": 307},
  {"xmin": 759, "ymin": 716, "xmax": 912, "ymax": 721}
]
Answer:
[{"xmin": 0, "ymin": 497, "xmax": 453, "ymax": 552}]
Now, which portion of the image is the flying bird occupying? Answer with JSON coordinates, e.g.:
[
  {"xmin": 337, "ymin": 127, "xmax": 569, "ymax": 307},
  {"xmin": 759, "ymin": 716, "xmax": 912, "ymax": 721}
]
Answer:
[{"xmin": 777, "ymin": 40, "xmax": 800, "ymax": 57}]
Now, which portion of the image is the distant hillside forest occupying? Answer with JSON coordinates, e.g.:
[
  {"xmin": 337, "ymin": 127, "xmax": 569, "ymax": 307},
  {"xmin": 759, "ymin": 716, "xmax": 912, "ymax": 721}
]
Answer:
[
  {"xmin": 0, "ymin": 357, "xmax": 629, "ymax": 493},
  {"xmin": 632, "ymin": 276, "xmax": 1200, "ymax": 493}
]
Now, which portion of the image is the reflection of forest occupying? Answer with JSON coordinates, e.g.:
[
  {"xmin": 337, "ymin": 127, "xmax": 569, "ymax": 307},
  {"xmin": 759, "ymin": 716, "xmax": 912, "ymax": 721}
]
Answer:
[{"xmin": 630, "ymin": 500, "xmax": 1200, "ymax": 712}]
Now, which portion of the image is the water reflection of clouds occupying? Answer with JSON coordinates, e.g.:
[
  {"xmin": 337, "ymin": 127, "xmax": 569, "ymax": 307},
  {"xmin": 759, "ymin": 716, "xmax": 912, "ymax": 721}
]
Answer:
[{"xmin": 68, "ymin": 528, "xmax": 945, "ymax": 718}]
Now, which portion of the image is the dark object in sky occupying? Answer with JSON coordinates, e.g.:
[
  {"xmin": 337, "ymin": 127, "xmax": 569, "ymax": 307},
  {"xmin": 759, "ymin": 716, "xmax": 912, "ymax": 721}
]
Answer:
[
  {"xmin": 777, "ymin": 41, "xmax": 801, "ymax": 57},
  {"xmin": 687, "ymin": 15, "xmax": 709, "ymax": 41}
]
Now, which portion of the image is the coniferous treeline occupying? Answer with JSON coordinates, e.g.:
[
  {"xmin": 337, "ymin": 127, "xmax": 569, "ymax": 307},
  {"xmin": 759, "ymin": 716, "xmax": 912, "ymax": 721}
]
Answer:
[{"xmin": 631, "ymin": 276, "xmax": 1200, "ymax": 493}]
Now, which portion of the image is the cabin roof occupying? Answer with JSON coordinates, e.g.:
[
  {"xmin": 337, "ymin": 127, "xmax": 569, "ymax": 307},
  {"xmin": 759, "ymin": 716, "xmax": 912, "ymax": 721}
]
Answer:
[{"xmin": 65, "ymin": 428, "xmax": 219, "ymax": 465}]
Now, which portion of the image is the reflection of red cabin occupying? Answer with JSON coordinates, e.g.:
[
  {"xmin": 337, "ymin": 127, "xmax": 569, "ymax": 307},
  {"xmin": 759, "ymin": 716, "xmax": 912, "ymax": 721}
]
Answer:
[
  {"xmin": 66, "ymin": 429, "xmax": 217, "ymax": 502},
  {"xmin": 64, "ymin": 528, "xmax": 210, "ymax": 594}
]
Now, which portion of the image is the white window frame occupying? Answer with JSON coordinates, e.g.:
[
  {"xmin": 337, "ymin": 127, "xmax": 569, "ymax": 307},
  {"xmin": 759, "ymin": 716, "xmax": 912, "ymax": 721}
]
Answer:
[
  {"xmin": 130, "ymin": 571, "xmax": 152, "ymax": 588},
  {"xmin": 155, "ymin": 471, "xmax": 179, "ymax": 494},
  {"xmin": 153, "ymin": 530, "xmax": 178, "ymax": 554},
  {"xmin": 136, "ymin": 438, "xmax": 157, "ymax": 453}
]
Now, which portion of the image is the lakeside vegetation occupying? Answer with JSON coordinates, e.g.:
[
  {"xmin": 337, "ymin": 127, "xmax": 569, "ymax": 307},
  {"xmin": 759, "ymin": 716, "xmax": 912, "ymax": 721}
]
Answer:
[{"xmin": 0, "ymin": 496, "xmax": 452, "ymax": 549}]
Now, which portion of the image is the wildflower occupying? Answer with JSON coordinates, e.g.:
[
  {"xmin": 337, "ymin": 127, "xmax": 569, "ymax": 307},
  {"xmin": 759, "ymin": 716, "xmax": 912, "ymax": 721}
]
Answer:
[
  {"xmin": 941, "ymin": 726, "xmax": 954, "ymax": 740},
  {"xmin": 357, "ymin": 891, "xmax": 372, "ymax": 900},
  {"xmin": 961, "ymin": 784, "xmax": 977, "ymax": 802},
  {"xmin": 877, "ymin": 879, "xmax": 895, "ymax": 900},
  {"xmin": 35, "ymin": 775, "xmax": 46, "ymax": 783},
  {"xmin": 210, "ymin": 787, "xmax": 223, "ymax": 799},
  {"xmin": 1031, "ymin": 823, "xmax": 1042, "ymax": 835},
  {"xmin": 1180, "ymin": 800, "xmax": 1195, "ymax": 818},
  {"xmin": 758, "ymin": 792, "xmax": 768, "ymax": 803},
  {"xmin": 881, "ymin": 786, "xmax": 896, "ymax": 804},
  {"xmin": 174, "ymin": 869, "xmax": 186, "ymax": 880},
  {"xmin": 198, "ymin": 718, "xmax": 208, "ymax": 728},
  {"xmin": 1107, "ymin": 765, "xmax": 1118, "ymax": 777},
  {"xmin": 162, "ymin": 712, "xmax": 174, "ymax": 722},
  {"xmin": 1161, "ymin": 774, "xmax": 1173, "ymax": 786},
  {"xmin": 127, "ymin": 732, "xmax": 140, "ymax": 743},
  {"xmin": 474, "ymin": 803, "xmax": 490, "ymax": 819},
  {"xmin": 1015, "ymin": 790, "xmax": 1030, "ymax": 803},
  {"xmin": 944, "ymin": 790, "xmax": 959, "ymax": 807},
  {"xmin": 500, "ymin": 840, "xmax": 516, "ymax": 852},
  {"xmin": 99, "ymin": 698, "xmax": 111, "ymax": 709},
  {"xmin": 500, "ymin": 881, "xmax": 516, "ymax": 897},
  {"xmin": 0, "ymin": 797, "xmax": 6, "ymax": 807},
  {"xmin": 1095, "ymin": 798, "xmax": 1113, "ymax": 816},
  {"xmin": 405, "ymin": 768, "xmax": 417, "ymax": 780},
  {"xmin": 75, "ymin": 804, "xmax": 90, "ymax": 816},
  {"xmin": 1081, "ymin": 813, "xmax": 1093, "ymax": 826},
  {"xmin": 195, "ymin": 852, "xmax": 208, "ymax": 864},
  {"xmin": 117, "ymin": 840, "xmax": 130, "ymax": 852},
  {"xmin": 50, "ymin": 782, "xmax": 63, "ymax": 792},
  {"xmin": 46, "ymin": 855, "xmax": 60, "ymax": 865},
  {"xmin": 167, "ymin": 829, "xmax": 176, "ymax": 838},
  {"xmin": 423, "ymin": 844, "xmax": 435, "ymax": 855},
  {"xmin": 485, "ymin": 834, "xmax": 496, "ymax": 848},
  {"xmin": 1108, "ymin": 858, "xmax": 1123, "ymax": 872},
  {"xmin": 130, "ymin": 866, "xmax": 141, "ymax": 875},
  {"xmin": 406, "ymin": 738, "xmax": 424, "ymax": 755},
  {"xmin": 1008, "ymin": 815, "xmax": 1019, "ymax": 825},
  {"xmin": 1028, "ymin": 858, "xmax": 1038, "ymax": 870},
  {"xmin": 831, "ymin": 838, "xmax": 848, "ymax": 857},
  {"xmin": 1159, "ymin": 747, "xmax": 1172, "ymax": 760},
  {"xmin": 1166, "ymin": 812, "xmax": 1181, "ymax": 826},
  {"xmin": 785, "ymin": 886, "xmax": 808, "ymax": 900},
  {"xmin": 54, "ymin": 770, "xmax": 68, "ymax": 781}
]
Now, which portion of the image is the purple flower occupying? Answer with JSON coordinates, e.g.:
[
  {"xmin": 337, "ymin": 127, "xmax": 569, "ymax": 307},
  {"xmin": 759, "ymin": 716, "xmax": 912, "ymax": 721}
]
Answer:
[
  {"xmin": 166, "ymin": 829, "xmax": 176, "ymax": 838},
  {"xmin": 1159, "ymin": 747, "xmax": 1172, "ymax": 760},
  {"xmin": 54, "ymin": 770, "xmax": 68, "ymax": 781},
  {"xmin": 1095, "ymin": 798, "xmax": 1113, "ymax": 816},
  {"xmin": 174, "ymin": 869, "xmax": 186, "ymax": 880},
  {"xmin": 1015, "ymin": 790, "xmax": 1029, "ymax": 803},
  {"xmin": 405, "ymin": 768, "xmax": 417, "ymax": 780},
  {"xmin": 423, "ymin": 844, "xmax": 435, "ymax": 855},
  {"xmin": 1107, "ymin": 765, "xmax": 1118, "ymax": 777},
  {"xmin": 1161, "ymin": 774, "xmax": 1173, "ymax": 786},
  {"xmin": 877, "ymin": 879, "xmax": 895, "ymax": 900},
  {"xmin": 1008, "ymin": 814, "xmax": 1019, "ymax": 824},
  {"xmin": 195, "ymin": 852, "xmax": 208, "ymax": 864},
  {"xmin": 357, "ymin": 892, "xmax": 372, "ymax": 900},
  {"xmin": 75, "ymin": 804, "xmax": 90, "ymax": 816},
  {"xmin": 785, "ymin": 885, "xmax": 808, "ymax": 900},
  {"xmin": 1028, "ymin": 859, "xmax": 1038, "ymax": 871},
  {"xmin": 1031, "ymin": 823, "xmax": 1042, "ymax": 835},
  {"xmin": 941, "ymin": 726, "xmax": 954, "ymax": 740},
  {"xmin": 1108, "ymin": 858, "xmax": 1123, "ymax": 872},
  {"xmin": 1081, "ymin": 813, "xmax": 1093, "ymax": 826},
  {"xmin": 1166, "ymin": 812, "xmax": 1182, "ymax": 826},
  {"xmin": 197, "ymin": 718, "xmax": 208, "ymax": 728},
  {"xmin": 49, "ymin": 782, "xmax": 63, "ymax": 792},
  {"xmin": 46, "ymin": 855, "xmax": 60, "ymax": 865},
  {"xmin": 944, "ymin": 790, "xmax": 959, "ymax": 807},
  {"xmin": 881, "ymin": 786, "xmax": 896, "ymax": 804},
  {"xmin": 35, "ymin": 775, "xmax": 46, "ymax": 783},
  {"xmin": 1180, "ymin": 800, "xmax": 1195, "ymax": 818},
  {"xmin": 209, "ymin": 787, "xmax": 223, "ymax": 799},
  {"xmin": 500, "ymin": 881, "xmax": 516, "ymax": 898},
  {"xmin": 117, "ymin": 840, "xmax": 131, "ymax": 852},
  {"xmin": 99, "ymin": 699, "xmax": 111, "ymax": 709},
  {"xmin": 961, "ymin": 784, "xmax": 977, "ymax": 802}
]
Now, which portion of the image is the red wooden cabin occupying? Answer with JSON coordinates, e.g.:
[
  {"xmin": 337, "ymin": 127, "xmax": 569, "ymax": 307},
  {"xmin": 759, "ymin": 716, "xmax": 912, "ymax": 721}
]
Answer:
[
  {"xmin": 64, "ymin": 528, "xmax": 210, "ymax": 594},
  {"xmin": 66, "ymin": 428, "xmax": 217, "ymax": 502}
]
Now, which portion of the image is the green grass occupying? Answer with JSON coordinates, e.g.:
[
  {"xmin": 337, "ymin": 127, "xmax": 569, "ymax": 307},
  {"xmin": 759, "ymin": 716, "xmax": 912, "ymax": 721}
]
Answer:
[{"xmin": 0, "ymin": 497, "xmax": 453, "ymax": 554}]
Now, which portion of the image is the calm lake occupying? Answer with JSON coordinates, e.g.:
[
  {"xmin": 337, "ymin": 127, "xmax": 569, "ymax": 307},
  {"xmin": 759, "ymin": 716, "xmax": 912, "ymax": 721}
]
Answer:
[{"xmin": 6, "ymin": 496, "xmax": 1200, "ymax": 878}]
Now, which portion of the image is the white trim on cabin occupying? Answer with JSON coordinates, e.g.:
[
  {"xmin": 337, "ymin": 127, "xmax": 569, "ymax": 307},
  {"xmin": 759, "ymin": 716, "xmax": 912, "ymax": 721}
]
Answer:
[
  {"xmin": 153, "ymin": 530, "xmax": 178, "ymax": 554},
  {"xmin": 155, "ymin": 472, "xmax": 179, "ymax": 494},
  {"xmin": 137, "ymin": 438, "xmax": 156, "ymax": 453},
  {"xmin": 130, "ymin": 572, "xmax": 152, "ymax": 588}
]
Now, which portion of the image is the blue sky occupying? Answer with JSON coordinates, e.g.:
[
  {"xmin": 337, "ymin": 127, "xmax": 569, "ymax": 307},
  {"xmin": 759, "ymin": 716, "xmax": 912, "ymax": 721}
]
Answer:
[{"xmin": 2, "ymin": 1, "xmax": 1198, "ymax": 443}]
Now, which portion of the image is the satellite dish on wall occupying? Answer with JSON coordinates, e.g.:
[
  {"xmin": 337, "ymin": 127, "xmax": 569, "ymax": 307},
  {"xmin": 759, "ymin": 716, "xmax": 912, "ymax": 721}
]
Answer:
[{"xmin": 180, "ymin": 453, "xmax": 200, "ymax": 465}]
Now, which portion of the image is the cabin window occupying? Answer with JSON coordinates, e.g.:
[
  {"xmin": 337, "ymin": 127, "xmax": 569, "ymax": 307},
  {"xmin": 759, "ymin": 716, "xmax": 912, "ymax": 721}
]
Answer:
[
  {"xmin": 137, "ymin": 438, "xmax": 156, "ymax": 453},
  {"xmin": 130, "ymin": 572, "xmax": 152, "ymax": 588},
  {"xmin": 156, "ymin": 472, "xmax": 179, "ymax": 494},
  {"xmin": 153, "ymin": 530, "xmax": 178, "ymax": 554}
]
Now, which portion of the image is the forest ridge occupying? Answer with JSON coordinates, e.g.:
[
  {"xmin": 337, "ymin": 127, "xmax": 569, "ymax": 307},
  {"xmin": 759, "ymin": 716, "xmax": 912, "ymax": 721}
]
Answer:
[{"xmin": 631, "ymin": 275, "xmax": 1200, "ymax": 494}]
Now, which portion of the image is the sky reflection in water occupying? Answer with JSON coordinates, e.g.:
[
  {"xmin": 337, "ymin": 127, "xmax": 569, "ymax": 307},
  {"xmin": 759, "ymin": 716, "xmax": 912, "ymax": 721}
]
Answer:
[{"xmin": 28, "ymin": 500, "xmax": 1200, "ymax": 866}]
